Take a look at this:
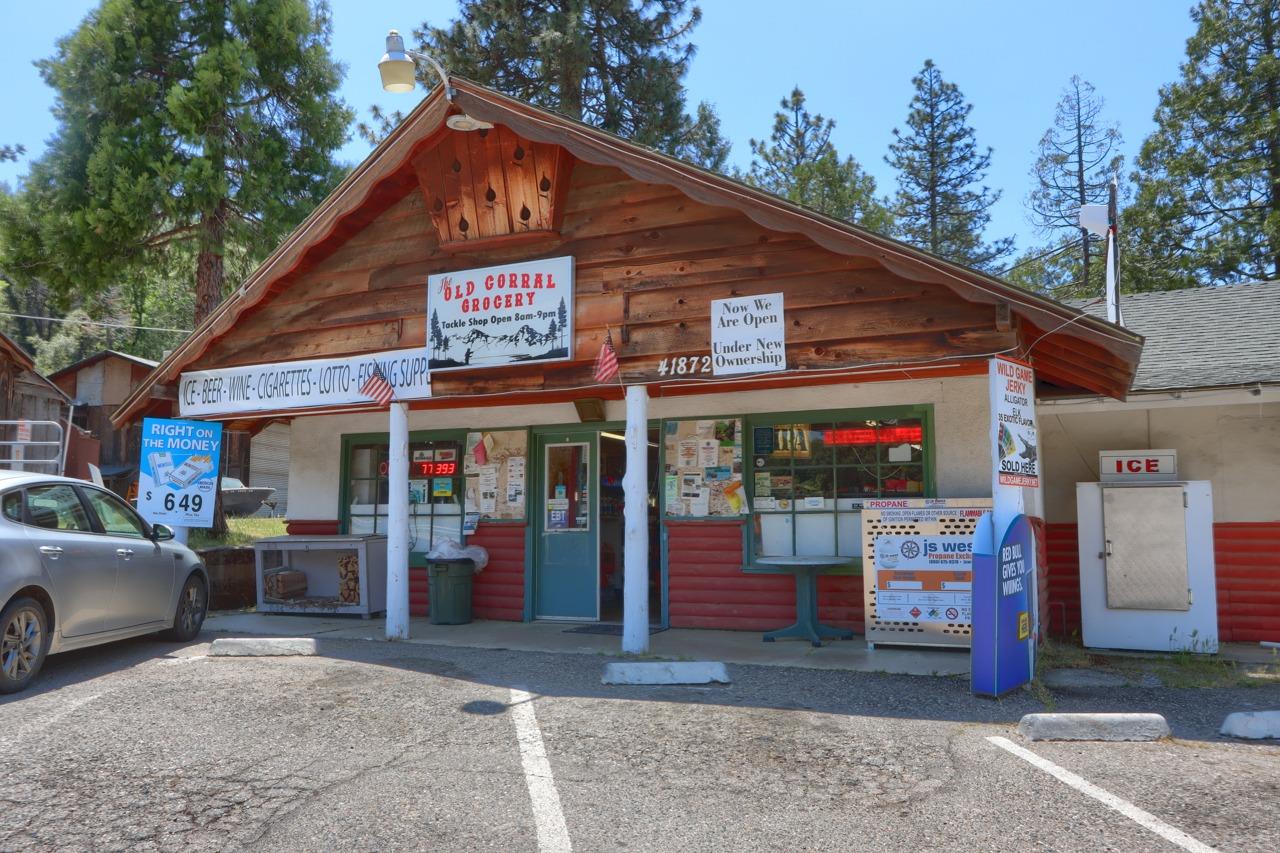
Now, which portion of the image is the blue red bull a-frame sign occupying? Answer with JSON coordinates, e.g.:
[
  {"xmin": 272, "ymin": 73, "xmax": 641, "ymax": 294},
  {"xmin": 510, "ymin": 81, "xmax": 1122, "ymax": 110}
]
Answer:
[{"xmin": 972, "ymin": 356, "xmax": 1040, "ymax": 697}]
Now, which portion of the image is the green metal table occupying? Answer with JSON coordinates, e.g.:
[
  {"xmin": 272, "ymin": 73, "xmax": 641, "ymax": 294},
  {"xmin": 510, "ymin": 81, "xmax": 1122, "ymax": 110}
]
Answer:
[{"xmin": 755, "ymin": 556, "xmax": 856, "ymax": 647}]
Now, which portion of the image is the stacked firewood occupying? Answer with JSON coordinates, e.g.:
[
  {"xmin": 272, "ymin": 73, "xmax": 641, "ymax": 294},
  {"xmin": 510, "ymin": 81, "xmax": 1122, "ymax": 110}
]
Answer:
[
  {"xmin": 338, "ymin": 554, "xmax": 361, "ymax": 604},
  {"xmin": 263, "ymin": 569, "xmax": 307, "ymax": 600}
]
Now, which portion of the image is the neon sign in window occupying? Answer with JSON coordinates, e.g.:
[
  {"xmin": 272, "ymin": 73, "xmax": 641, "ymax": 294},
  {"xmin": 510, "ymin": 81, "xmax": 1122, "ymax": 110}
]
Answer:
[{"xmin": 821, "ymin": 425, "xmax": 923, "ymax": 446}]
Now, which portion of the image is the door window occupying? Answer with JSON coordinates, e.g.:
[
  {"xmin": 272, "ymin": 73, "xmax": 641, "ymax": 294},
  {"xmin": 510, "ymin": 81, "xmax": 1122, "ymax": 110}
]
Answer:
[
  {"xmin": 83, "ymin": 488, "xmax": 149, "ymax": 537},
  {"xmin": 25, "ymin": 485, "xmax": 93, "ymax": 532},
  {"xmin": 544, "ymin": 443, "xmax": 590, "ymax": 532}
]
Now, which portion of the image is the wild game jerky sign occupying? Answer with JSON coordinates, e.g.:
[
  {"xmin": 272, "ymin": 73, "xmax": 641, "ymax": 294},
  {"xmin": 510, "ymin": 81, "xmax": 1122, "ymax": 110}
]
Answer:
[
  {"xmin": 427, "ymin": 256, "xmax": 574, "ymax": 371},
  {"xmin": 990, "ymin": 356, "xmax": 1040, "ymax": 487}
]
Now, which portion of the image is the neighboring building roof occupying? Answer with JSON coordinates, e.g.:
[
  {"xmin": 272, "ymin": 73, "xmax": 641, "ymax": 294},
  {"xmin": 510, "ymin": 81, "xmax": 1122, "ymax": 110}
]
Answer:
[
  {"xmin": 47, "ymin": 349, "xmax": 160, "ymax": 382},
  {"xmin": 1074, "ymin": 281, "xmax": 1280, "ymax": 392},
  {"xmin": 113, "ymin": 79, "xmax": 1142, "ymax": 426},
  {"xmin": 0, "ymin": 329, "xmax": 36, "ymax": 373},
  {"xmin": 0, "ymin": 329, "xmax": 71, "ymax": 404}
]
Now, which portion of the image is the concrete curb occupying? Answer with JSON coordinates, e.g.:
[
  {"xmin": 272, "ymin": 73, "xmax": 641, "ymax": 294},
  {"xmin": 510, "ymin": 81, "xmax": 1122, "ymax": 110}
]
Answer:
[
  {"xmin": 602, "ymin": 661, "xmax": 730, "ymax": 685},
  {"xmin": 1018, "ymin": 712, "xmax": 1171, "ymax": 742},
  {"xmin": 209, "ymin": 637, "xmax": 318, "ymax": 657},
  {"xmin": 1220, "ymin": 710, "xmax": 1280, "ymax": 740}
]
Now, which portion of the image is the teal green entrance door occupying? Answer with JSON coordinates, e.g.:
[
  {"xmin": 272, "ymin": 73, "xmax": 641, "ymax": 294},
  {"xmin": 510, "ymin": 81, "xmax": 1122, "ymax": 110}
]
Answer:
[{"xmin": 535, "ymin": 432, "xmax": 598, "ymax": 619}]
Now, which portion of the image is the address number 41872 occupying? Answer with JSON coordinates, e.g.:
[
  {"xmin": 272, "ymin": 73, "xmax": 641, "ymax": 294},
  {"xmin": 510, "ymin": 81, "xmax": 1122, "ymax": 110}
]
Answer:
[{"xmin": 656, "ymin": 355, "xmax": 712, "ymax": 376}]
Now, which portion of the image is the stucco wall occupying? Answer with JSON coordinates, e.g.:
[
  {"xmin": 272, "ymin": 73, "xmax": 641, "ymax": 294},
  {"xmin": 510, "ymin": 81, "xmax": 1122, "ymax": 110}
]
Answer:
[
  {"xmin": 1040, "ymin": 400, "xmax": 1280, "ymax": 523},
  {"xmin": 286, "ymin": 374, "xmax": 993, "ymax": 521}
]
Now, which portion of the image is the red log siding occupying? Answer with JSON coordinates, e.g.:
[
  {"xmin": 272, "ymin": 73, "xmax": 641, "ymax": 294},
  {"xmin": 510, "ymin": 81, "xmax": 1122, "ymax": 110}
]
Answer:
[
  {"xmin": 409, "ymin": 523, "xmax": 527, "ymax": 621},
  {"xmin": 1044, "ymin": 523, "xmax": 1082, "ymax": 639},
  {"xmin": 410, "ymin": 566, "xmax": 429, "ymax": 617},
  {"xmin": 1043, "ymin": 521, "xmax": 1280, "ymax": 644},
  {"xmin": 666, "ymin": 520, "xmax": 864, "ymax": 631},
  {"xmin": 1215, "ymin": 523, "xmax": 1280, "ymax": 643},
  {"xmin": 470, "ymin": 523, "xmax": 527, "ymax": 621}
]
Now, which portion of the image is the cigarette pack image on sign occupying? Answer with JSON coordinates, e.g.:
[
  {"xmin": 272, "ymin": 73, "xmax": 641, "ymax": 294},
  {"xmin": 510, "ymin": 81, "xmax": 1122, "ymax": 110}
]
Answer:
[
  {"xmin": 168, "ymin": 454, "xmax": 214, "ymax": 487},
  {"xmin": 148, "ymin": 451, "xmax": 176, "ymax": 486}
]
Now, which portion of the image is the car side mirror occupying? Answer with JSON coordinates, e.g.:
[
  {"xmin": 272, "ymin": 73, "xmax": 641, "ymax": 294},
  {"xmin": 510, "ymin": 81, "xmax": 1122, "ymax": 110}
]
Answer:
[{"xmin": 151, "ymin": 523, "xmax": 176, "ymax": 542}]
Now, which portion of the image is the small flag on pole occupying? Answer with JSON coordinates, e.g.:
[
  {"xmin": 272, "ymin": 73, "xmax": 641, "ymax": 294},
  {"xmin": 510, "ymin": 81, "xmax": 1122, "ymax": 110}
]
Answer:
[
  {"xmin": 594, "ymin": 328, "xmax": 620, "ymax": 384},
  {"xmin": 361, "ymin": 362, "xmax": 396, "ymax": 407}
]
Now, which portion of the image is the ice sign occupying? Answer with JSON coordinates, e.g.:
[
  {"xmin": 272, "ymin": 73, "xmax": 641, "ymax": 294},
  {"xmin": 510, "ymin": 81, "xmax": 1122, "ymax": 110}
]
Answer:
[{"xmin": 137, "ymin": 417, "xmax": 223, "ymax": 527}]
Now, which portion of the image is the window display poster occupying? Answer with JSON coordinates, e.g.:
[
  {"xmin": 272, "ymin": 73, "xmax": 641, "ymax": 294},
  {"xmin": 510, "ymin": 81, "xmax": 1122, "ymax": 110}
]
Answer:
[
  {"xmin": 138, "ymin": 417, "xmax": 222, "ymax": 527},
  {"xmin": 663, "ymin": 418, "xmax": 745, "ymax": 517},
  {"xmin": 464, "ymin": 430, "xmax": 528, "ymax": 520}
]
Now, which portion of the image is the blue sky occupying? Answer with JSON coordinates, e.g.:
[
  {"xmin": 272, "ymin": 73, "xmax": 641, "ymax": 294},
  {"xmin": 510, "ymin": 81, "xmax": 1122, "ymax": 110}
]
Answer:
[{"xmin": 0, "ymin": 1, "xmax": 1196, "ymax": 256}]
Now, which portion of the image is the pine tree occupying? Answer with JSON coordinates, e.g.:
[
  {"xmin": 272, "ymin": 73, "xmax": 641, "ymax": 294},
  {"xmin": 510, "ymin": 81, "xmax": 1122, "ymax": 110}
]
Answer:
[
  {"xmin": 887, "ymin": 60, "xmax": 1013, "ymax": 270},
  {"xmin": 746, "ymin": 88, "xmax": 892, "ymax": 232},
  {"xmin": 674, "ymin": 102, "xmax": 732, "ymax": 173},
  {"xmin": 390, "ymin": 0, "xmax": 730, "ymax": 169},
  {"xmin": 1127, "ymin": 0, "xmax": 1280, "ymax": 287},
  {"xmin": 1026, "ymin": 76, "xmax": 1123, "ymax": 295},
  {"xmin": 3, "ymin": 0, "xmax": 353, "ymax": 324},
  {"xmin": 430, "ymin": 309, "xmax": 443, "ymax": 357}
]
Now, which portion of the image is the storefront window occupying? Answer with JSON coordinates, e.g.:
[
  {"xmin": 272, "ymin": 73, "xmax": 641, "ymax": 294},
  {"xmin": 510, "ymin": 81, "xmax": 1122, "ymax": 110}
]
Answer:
[
  {"xmin": 749, "ymin": 410, "xmax": 931, "ymax": 560},
  {"xmin": 345, "ymin": 436, "xmax": 466, "ymax": 553}
]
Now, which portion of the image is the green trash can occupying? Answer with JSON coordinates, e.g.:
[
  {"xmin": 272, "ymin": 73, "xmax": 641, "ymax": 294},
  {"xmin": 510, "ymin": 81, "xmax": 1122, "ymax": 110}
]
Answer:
[{"xmin": 427, "ymin": 559, "xmax": 475, "ymax": 625}]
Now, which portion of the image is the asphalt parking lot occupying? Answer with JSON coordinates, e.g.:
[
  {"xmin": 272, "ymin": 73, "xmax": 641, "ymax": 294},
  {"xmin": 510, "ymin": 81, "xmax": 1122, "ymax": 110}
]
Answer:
[{"xmin": 2, "ymin": 634, "xmax": 1277, "ymax": 852}]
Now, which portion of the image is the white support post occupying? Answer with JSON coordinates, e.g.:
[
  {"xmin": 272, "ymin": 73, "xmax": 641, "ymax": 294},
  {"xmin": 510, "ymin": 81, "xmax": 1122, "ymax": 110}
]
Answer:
[
  {"xmin": 386, "ymin": 401, "xmax": 410, "ymax": 640},
  {"xmin": 622, "ymin": 384, "xmax": 650, "ymax": 654}
]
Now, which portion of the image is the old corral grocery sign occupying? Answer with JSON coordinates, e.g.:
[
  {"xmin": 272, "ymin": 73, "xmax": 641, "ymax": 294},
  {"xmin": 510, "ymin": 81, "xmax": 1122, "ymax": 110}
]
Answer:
[
  {"xmin": 427, "ymin": 256, "xmax": 573, "ymax": 371},
  {"xmin": 990, "ymin": 356, "xmax": 1040, "ymax": 487},
  {"xmin": 179, "ymin": 348, "xmax": 431, "ymax": 417}
]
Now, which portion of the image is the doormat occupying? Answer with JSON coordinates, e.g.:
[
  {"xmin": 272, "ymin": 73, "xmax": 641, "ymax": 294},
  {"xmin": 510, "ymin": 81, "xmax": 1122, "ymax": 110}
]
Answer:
[{"xmin": 563, "ymin": 624, "xmax": 667, "ymax": 636}]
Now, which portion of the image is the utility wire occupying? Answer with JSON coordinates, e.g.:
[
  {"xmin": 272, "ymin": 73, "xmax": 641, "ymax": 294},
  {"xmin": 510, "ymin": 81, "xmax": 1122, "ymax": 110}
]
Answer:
[
  {"xmin": 997, "ymin": 239, "xmax": 1088, "ymax": 277},
  {"xmin": 0, "ymin": 310, "xmax": 191, "ymax": 334}
]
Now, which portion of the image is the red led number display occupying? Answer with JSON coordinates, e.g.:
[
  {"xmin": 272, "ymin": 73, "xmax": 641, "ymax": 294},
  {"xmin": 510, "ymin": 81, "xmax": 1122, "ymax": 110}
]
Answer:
[{"xmin": 377, "ymin": 461, "xmax": 459, "ymax": 476}]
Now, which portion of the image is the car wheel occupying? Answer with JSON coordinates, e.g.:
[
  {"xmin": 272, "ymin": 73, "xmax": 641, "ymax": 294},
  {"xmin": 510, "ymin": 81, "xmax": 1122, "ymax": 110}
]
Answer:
[
  {"xmin": 163, "ymin": 574, "xmax": 207, "ymax": 642},
  {"xmin": 0, "ymin": 597, "xmax": 49, "ymax": 694}
]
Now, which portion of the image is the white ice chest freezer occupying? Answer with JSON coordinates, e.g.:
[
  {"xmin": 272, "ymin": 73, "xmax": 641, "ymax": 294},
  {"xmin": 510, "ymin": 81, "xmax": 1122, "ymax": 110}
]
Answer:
[{"xmin": 1076, "ymin": 477, "xmax": 1219, "ymax": 653}]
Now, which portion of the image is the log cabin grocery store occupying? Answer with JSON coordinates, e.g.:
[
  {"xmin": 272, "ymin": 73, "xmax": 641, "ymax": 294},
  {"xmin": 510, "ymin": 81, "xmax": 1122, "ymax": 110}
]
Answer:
[{"xmin": 113, "ymin": 80, "xmax": 1173, "ymax": 659}]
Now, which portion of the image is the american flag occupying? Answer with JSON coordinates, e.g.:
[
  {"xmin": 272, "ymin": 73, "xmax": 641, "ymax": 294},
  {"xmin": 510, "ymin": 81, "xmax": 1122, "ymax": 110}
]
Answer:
[
  {"xmin": 594, "ymin": 329, "xmax": 620, "ymax": 384},
  {"xmin": 360, "ymin": 362, "xmax": 396, "ymax": 407}
]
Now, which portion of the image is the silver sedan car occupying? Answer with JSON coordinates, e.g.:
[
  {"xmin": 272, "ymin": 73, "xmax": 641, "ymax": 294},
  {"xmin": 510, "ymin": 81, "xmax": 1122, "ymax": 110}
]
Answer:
[{"xmin": 0, "ymin": 470, "xmax": 208, "ymax": 693}]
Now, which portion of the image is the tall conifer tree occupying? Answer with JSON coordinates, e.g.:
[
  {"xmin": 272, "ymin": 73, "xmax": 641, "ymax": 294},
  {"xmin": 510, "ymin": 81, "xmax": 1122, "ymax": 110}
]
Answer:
[
  {"xmin": 4, "ymin": 0, "xmax": 352, "ymax": 324},
  {"xmin": 1026, "ymin": 76, "xmax": 1123, "ymax": 294},
  {"xmin": 746, "ymin": 88, "xmax": 892, "ymax": 232},
  {"xmin": 1127, "ymin": 0, "xmax": 1280, "ymax": 288},
  {"xmin": 362, "ymin": 0, "xmax": 730, "ymax": 170},
  {"xmin": 887, "ymin": 60, "xmax": 1012, "ymax": 270}
]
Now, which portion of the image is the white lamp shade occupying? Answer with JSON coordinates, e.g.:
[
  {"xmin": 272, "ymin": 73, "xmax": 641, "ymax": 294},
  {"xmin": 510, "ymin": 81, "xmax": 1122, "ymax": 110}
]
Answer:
[{"xmin": 379, "ymin": 53, "xmax": 417, "ymax": 93}]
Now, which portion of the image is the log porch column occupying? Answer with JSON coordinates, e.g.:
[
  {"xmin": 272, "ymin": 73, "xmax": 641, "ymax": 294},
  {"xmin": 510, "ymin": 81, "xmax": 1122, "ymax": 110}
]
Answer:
[
  {"xmin": 386, "ymin": 401, "xmax": 410, "ymax": 640},
  {"xmin": 622, "ymin": 384, "xmax": 650, "ymax": 653}
]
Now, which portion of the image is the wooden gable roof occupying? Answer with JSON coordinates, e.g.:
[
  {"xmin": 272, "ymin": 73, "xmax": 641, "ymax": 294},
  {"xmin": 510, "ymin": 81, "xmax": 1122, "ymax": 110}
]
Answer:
[{"xmin": 113, "ymin": 79, "xmax": 1142, "ymax": 427}]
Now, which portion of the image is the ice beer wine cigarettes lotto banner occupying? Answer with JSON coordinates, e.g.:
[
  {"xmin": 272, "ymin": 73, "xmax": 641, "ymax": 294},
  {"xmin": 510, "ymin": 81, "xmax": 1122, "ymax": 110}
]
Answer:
[{"xmin": 178, "ymin": 348, "xmax": 431, "ymax": 418}]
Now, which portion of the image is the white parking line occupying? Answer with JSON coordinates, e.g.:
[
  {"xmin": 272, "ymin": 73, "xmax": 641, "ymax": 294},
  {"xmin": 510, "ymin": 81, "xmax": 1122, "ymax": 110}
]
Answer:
[
  {"xmin": 510, "ymin": 688, "xmax": 572, "ymax": 853},
  {"xmin": 2, "ymin": 692, "xmax": 101, "ymax": 747},
  {"xmin": 986, "ymin": 736, "xmax": 1216, "ymax": 853}
]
